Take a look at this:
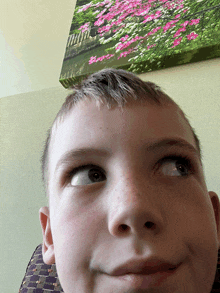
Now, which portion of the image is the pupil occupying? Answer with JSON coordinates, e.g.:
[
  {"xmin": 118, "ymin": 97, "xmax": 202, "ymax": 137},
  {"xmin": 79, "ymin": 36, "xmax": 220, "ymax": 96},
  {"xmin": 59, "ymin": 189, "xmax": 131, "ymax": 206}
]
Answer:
[
  {"xmin": 94, "ymin": 173, "xmax": 99, "ymax": 179},
  {"xmin": 177, "ymin": 163, "xmax": 187, "ymax": 175},
  {"xmin": 89, "ymin": 169, "xmax": 101, "ymax": 181}
]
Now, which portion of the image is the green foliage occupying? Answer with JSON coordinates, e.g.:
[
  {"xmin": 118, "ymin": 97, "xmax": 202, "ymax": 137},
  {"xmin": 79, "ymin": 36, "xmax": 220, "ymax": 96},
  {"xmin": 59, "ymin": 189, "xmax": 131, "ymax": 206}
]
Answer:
[
  {"xmin": 71, "ymin": 0, "xmax": 110, "ymax": 34},
  {"xmin": 64, "ymin": 0, "xmax": 220, "ymax": 77}
]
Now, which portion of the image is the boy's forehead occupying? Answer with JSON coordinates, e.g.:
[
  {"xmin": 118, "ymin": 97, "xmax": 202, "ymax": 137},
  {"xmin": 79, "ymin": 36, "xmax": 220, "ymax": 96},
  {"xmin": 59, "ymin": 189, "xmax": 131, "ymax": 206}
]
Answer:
[
  {"xmin": 50, "ymin": 99, "xmax": 197, "ymax": 158},
  {"xmin": 57, "ymin": 98, "xmax": 180, "ymax": 127}
]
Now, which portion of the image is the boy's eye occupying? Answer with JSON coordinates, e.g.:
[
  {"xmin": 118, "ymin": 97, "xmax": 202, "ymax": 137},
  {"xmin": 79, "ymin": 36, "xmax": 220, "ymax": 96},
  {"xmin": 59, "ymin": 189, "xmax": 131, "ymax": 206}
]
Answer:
[
  {"xmin": 158, "ymin": 156, "xmax": 192, "ymax": 177},
  {"xmin": 70, "ymin": 165, "xmax": 106, "ymax": 186},
  {"xmin": 69, "ymin": 156, "xmax": 192, "ymax": 186}
]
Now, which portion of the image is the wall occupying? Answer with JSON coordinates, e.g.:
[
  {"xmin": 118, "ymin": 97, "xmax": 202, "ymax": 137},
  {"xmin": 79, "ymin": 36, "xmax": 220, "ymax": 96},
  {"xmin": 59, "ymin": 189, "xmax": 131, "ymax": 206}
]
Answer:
[
  {"xmin": 0, "ymin": 0, "xmax": 76, "ymax": 98},
  {"xmin": 1, "ymin": 58, "xmax": 220, "ymax": 292}
]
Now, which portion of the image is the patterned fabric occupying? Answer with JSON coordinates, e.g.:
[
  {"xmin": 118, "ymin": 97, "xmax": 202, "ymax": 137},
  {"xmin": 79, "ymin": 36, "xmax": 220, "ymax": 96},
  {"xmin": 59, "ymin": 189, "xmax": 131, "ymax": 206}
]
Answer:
[
  {"xmin": 19, "ymin": 244, "xmax": 220, "ymax": 292},
  {"xmin": 19, "ymin": 244, "xmax": 64, "ymax": 293}
]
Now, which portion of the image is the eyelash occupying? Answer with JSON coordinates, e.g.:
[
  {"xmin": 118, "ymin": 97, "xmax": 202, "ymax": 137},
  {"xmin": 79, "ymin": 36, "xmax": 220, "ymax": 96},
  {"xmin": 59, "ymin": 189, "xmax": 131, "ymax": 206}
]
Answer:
[
  {"xmin": 68, "ymin": 164, "xmax": 105, "ymax": 177},
  {"xmin": 65, "ymin": 154, "xmax": 194, "ymax": 185}
]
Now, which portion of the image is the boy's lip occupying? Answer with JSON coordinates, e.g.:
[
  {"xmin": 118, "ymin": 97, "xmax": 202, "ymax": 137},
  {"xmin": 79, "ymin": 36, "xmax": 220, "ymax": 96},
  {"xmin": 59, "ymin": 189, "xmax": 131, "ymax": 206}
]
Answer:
[{"xmin": 108, "ymin": 258, "xmax": 179, "ymax": 276}]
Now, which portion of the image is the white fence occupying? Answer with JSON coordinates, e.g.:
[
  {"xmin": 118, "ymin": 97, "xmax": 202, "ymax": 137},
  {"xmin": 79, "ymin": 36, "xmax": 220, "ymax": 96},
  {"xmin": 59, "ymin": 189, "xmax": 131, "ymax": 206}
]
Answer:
[{"xmin": 66, "ymin": 27, "xmax": 92, "ymax": 47}]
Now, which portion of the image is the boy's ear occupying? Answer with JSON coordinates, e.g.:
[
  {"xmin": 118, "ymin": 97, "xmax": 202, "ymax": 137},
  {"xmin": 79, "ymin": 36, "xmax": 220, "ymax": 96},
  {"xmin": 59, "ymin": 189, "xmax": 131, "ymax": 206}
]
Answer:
[
  {"xmin": 39, "ymin": 206, "xmax": 55, "ymax": 265},
  {"xmin": 209, "ymin": 191, "xmax": 220, "ymax": 248}
]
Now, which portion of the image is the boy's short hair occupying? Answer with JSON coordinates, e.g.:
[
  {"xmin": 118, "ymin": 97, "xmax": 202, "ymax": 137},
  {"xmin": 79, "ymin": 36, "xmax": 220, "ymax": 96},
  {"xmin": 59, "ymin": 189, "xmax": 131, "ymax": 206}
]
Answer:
[{"xmin": 41, "ymin": 68, "xmax": 201, "ymax": 192}]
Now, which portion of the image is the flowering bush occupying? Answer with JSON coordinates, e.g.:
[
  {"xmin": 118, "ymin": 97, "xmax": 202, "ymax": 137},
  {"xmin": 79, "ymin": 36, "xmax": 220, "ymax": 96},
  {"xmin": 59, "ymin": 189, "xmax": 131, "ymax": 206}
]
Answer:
[{"xmin": 69, "ymin": 0, "xmax": 219, "ymax": 70}]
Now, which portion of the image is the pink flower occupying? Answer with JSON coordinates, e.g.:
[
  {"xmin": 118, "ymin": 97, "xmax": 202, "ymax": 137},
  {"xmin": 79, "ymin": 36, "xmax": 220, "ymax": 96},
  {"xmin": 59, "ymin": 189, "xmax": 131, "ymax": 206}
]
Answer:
[
  {"xmin": 171, "ymin": 37, "xmax": 183, "ymax": 48},
  {"xmin": 120, "ymin": 35, "xmax": 129, "ymax": 42},
  {"xmin": 115, "ymin": 43, "xmax": 123, "ymax": 50},
  {"xmin": 77, "ymin": 3, "xmax": 92, "ymax": 13},
  {"xmin": 187, "ymin": 32, "xmax": 199, "ymax": 40},
  {"xmin": 143, "ymin": 14, "xmax": 155, "ymax": 22},
  {"xmin": 93, "ymin": 10, "xmax": 100, "ymax": 15},
  {"xmin": 89, "ymin": 56, "xmax": 97, "ymax": 64},
  {"xmin": 105, "ymin": 54, "xmax": 114, "ymax": 59},
  {"xmin": 189, "ymin": 19, "xmax": 200, "ymax": 25},
  {"xmin": 173, "ymin": 27, "xmax": 186, "ymax": 37},
  {"xmin": 175, "ymin": 14, "xmax": 181, "ymax": 19},
  {"xmin": 163, "ymin": 24, "xmax": 171, "ymax": 33},
  {"xmin": 152, "ymin": 26, "xmax": 161, "ymax": 33},
  {"xmin": 154, "ymin": 10, "xmax": 162, "ymax": 18},
  {"xmin": 104, "ymin": 13, "xmax": 115, "ymax": 21},
  {"xmin": 89, "ymin": 53, "xmax": 114, "ymax": 64},
  {"xmin": 180, "ymin": 21, "xmax": 189, "ymax": 27},
  {"xmin": 143, "ymin": 10, "xmax": 162, "ymax": 23},
  {"xmin": 118, "ymin": 48, "xmax": 134, "ymax": 59},
  {"xmin": 97, "ymin": 8, "xmax": 107, "ymax": 18},
  {"xmin": 176, "ymin": 4, "xmax": 184, "ymax": 10},
  {"xmin": 147, "ymin": 44, "xmax": 157, "ymax": 49},
  {"xmin": 116, "ymin": 35, "xmax": 141, "ymax": 51},
  {"xmin": 96, "ymin": 0, "xmax": 110, "ymax": 8},
  {"xmin": 135, "ymin": 7, "xmax": 150, "ymax": 16},
  {"xmin": 98, "ymin": 24, "xmax": 112, "ymax": 33},
  {"xmin": 94, "ymin": 19, "xmax": 104, "ymax": 26},
  {"xmin": 163, "ymin": 19, "xmax": 179, "ymax": 33},
  {"xmin": 79, "ymin": 22, "xmax": 90, "ymax": 33},
  {"xmin": 163, "ymin": 21, "xmax": 177, "ymax": 33},
  {"xmin": 164, "ymin": 2, "xmax": 175, "ymax": 9},
  {"xmin": 118, "ymin": 51, "xmax": 127, "ymax": 59}
]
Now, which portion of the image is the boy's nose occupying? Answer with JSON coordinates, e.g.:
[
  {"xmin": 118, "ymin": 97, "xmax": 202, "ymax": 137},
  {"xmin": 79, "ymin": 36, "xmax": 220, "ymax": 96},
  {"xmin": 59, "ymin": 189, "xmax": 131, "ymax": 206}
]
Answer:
[{"xmin": 107, "ymin": 179, "xmax": 164, "ymax": 238}]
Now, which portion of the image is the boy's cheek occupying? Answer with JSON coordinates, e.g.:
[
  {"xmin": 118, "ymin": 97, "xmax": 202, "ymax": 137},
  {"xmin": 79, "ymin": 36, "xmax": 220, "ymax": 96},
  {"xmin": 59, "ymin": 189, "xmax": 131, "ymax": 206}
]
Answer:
[{"xmin": 50, "ymin": 213, "xmax": 98, "ymax": 291}]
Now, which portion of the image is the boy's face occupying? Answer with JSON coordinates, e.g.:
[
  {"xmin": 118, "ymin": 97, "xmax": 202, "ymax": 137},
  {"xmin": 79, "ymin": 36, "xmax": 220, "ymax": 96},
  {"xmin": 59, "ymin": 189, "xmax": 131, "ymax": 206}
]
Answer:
[{"xmin": 40, "ymin": 100, "xmax": 220, "ymax": 293}]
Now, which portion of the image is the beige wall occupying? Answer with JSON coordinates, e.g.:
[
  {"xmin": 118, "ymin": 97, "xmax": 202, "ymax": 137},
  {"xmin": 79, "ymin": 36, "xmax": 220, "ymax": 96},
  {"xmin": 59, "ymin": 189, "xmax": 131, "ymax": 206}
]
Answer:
[
  {"xmin": 1, "ymin": 58, "xmax": 220, "ymax": 292},
  {"xmin": 0, "ymin": 0, "xmax": 76, "ymax": 98}
]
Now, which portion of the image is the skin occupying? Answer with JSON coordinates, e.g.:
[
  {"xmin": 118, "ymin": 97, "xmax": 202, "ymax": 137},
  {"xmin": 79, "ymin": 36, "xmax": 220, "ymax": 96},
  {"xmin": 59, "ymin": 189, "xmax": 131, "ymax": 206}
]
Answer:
[{"xmin": 39, "ymin": 100, "xmax": 220, "ymax": 293}]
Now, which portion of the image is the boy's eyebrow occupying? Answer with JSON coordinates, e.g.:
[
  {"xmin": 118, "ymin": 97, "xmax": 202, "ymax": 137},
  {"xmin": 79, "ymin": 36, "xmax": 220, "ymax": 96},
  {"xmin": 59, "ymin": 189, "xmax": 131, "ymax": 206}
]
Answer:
[
  {"xmin": 55, "ymin": 138, "xmax": 200, "ymax": 173},
  {"xmin": 145, "ymin": 138, "xmax": 199, "ymax": 155}
]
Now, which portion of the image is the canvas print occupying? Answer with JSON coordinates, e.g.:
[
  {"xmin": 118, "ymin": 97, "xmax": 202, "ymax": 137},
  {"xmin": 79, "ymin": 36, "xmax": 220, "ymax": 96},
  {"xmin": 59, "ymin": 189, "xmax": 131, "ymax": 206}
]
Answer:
[{"xmin": 59, "ymin": 0, "xmax": 220, "ymax": 88}]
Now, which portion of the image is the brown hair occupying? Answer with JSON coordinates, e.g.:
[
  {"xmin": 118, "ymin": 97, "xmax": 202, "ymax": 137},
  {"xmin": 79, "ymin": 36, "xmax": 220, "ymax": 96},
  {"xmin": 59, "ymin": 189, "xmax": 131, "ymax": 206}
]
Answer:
[{"xmin": 41, "ymin": 68, "xmax": 201, "ymax": 192}]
